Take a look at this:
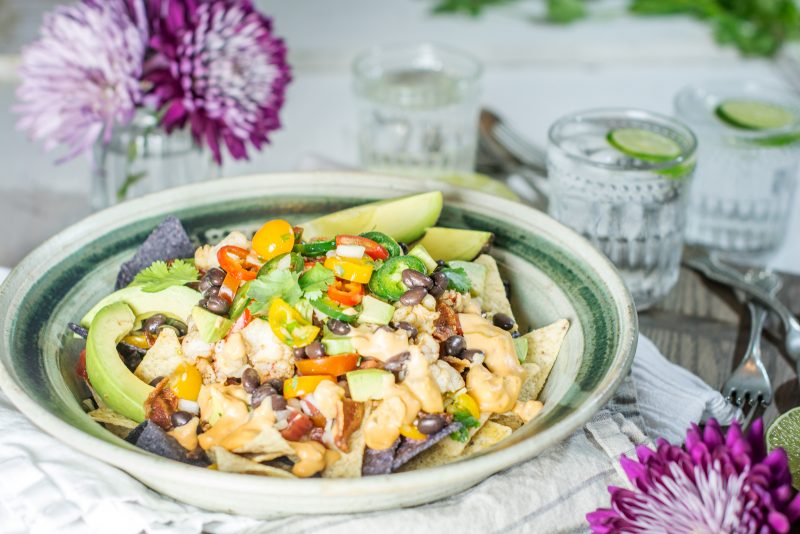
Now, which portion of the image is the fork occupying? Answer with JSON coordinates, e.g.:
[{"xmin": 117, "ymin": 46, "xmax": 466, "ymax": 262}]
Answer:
[{"xmin": 722, "ymin": 270, "xmax": 782, "ymax": 430}]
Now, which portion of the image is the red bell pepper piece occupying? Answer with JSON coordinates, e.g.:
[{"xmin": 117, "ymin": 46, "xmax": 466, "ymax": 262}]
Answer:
[{"xmin": 335, "ymin": 235, "xmax": 389, "ymax": 260}]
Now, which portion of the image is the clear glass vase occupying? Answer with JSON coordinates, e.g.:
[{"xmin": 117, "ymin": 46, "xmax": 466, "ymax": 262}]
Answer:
[{"xmin": 91, "ymin": 111, "xmax": 216, "ymax": 209}]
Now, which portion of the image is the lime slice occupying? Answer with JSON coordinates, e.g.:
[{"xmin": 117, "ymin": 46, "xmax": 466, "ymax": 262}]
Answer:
[
  {"xmin": 716, "ymin": 99, "xmax": 796, "ymax": 130},
  {"xmin": 607, "ymin": 128, "xmax": 682, "ymax": 162},
  {"xmin": 766, "ymin": 407, "xmax": 800, "ymax": 489}
]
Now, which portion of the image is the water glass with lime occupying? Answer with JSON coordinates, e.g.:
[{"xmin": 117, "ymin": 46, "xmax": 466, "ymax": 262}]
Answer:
[
  {"xmin": 675, "ymin": 82, "xmax": 800, "ymax": 260},
  {"xmin": 547, "ymin": 109, "xmax": 697, "ymax": 310}
]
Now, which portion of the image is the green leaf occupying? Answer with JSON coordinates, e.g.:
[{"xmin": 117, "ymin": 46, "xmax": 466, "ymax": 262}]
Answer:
[
  {"xmin": 431, "ymin": 0, "xmax": 516, "ymax": 16},
  {"xmin": 130, "ymin": 259, "xmax": 199, "ymax": 293},
  {"xmin": 116, "ymin": 171, "xmax": 147, "ymax": 201},
  {"xmin": 546, "ymin": 0, "xmax": 586, "ymax": 24},
  {"xmin": 298, "ymin": 263, "xmax": 335, "ymax": 294},
  {"xmin": 247, "ymin": 269, "xmax": 303, "ymax": 314},
  {"xmin": 449, "ymin": 410, "xmax": 481, "ymax": 442},
  {"xmin": 440, "ymin": 267, "xmax": 472, "ymax": 293}
]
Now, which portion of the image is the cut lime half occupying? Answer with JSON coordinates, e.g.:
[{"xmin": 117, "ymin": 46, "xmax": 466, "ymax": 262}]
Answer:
[
  {"xmin": 766, "ymin": 407, "xmax": 800, "ymax": 489},
  {"xmin": 607, "ymin": 128, "xmax": 682, "ymax": 162},
  {"xmin": 716, "ymin": 99, "xmax": 796, "ymax": 131}
]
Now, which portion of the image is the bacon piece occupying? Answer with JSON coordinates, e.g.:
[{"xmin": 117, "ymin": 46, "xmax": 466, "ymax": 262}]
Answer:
[
  {"xmin": 144, "ymin": 378, "xmax": 179, "ymax": 430},
  {"xmin": 433, "ymin": 300, "xmax": 462, "ymax": 342},
  {"xmin": 334, "ymin": 399, "xmax": 365, "ymax": 452}
]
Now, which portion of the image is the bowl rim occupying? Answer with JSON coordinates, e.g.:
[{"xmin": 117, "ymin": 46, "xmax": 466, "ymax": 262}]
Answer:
[{"xmin": 0, "ymin": 171, "xmax": 637, "ymax": 496}]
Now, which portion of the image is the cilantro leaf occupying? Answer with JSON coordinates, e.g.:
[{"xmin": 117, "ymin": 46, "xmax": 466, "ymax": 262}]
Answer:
[
  {"xmin": 440, "ymin": 267, "xmax": 472, "ymax": 293},
  {"xmin": 299, "ymin": 263, "xmax": 335, "ymax": 294},
  {"xmin": 431, "ymin": 0, "xmax": 515, "ymax": 16},
  {"xmin": 130, "ymin": 259, "xmax": 199, "ymax": 293},
  {"xmin": 449, "ymin": 410, "xmax": 481, "ymax": 442},
  {"xmin": 247, "ymin": 269, "xmax": 303, "ymax": 314}
]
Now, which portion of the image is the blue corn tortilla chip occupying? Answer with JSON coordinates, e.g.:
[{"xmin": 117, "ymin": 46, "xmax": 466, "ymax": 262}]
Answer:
[
  {"xmin": 68, "ymin": 322, "xmax": 89, "ymax": 338},
  {"xmin": 126, "ymin": 420, "xmax": 209, "ymax": 467},
  {"xmin": 115, "ymin": 216, "xmax": 195, "ymax": 289},
  {"xmin": 362, "ymin": 438, "xmax": 400, "ymax": 476},
  {"xmin": 391, "ymin": 422, "xmax": 463, "ymax": 471}
]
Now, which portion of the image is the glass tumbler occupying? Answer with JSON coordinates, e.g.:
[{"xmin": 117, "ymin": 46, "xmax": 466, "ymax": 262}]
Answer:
[
  {"xmin": 352, "ymin": 43, "xmax": 482, "ymax": 178},
  {"xmin": 547, "ymin": 109, "xmax": 697, "ymax": 310},
  {"xmin": 675, "ymin": 82, "xmax": 800, "ymax": 260}
]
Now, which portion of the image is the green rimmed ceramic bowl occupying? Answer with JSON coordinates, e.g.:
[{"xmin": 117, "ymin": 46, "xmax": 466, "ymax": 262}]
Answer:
[{"xmin": 0, "ymin": 172, "xmax": 637, "ymax": 517}]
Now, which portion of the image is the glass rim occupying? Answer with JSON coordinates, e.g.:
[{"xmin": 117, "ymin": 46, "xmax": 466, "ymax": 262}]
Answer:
[
  {"xmin": 674, "ymin": 81, "xmax": 800, "ymax": 140},
  {"xmin": 351, "ymin": 42, "xmax": 483, "ymax": 84},
  {"xmin": 547, "ymin": 107, "xmax": 698, "ymax": 172}
]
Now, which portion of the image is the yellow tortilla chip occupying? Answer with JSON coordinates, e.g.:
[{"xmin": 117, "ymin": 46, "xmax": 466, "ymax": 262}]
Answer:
[
  {"xmin": 473, "ymin": 254, "xmax": 515, "ymax": 323},
  {"xmin": 399, "ymin": 413, "xmax": 490, "ymax": 472},
  {"xmin": 88, "ymin": 407, "xmax": 139, "ymax": 429},
  {"xmin": 463, "ymin": 421, "xmax": 512, "ymax": 456},
  {"xmin": 209, "ymin": 447, "xmax": 296, "ymax": 478},
  {"xmin": 489, "ymin": 412, "xmax": 525, "ymax": 431},
  {"xmin": 135, "ymin": 328, "xmax": 184, "ymax": 384},
  {"xmin": 521, "ymin": 319, "xmax": 569, "ymax": 401},
  {"xmin": 323, "ymin": 420, "xmax": 368, "ymax": 479},
  {"xmin": 223, "ymin": 424, "xmax": 295, "ymax": 461}
]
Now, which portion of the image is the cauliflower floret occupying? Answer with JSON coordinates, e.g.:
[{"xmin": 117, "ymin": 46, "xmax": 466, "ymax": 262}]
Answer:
[
  {"xmin": 194, "ymin": 231, "xmax": 251, "ymax": 272},
  {"xmin": 196, "ymin": 358, "xmax": 217, "ymax": 384},
  {"xmin": 134, "ymin": 328, "xmax": 185, "ymax": 384},
  {"xmin": 430, "ymin": 360, "xmax": 466, "ymax": 394},
  {"xmin": 392, "ymin": 304, "xmax": 440, "ymax": 336},
  {"xmin": 441, "ymin": 290, "xmax": 481, "ymax": 314},
  {"xmin": 212, "ymin": 332, "xmax": 249, "ymax": 381},
  {"xmin": 181, "ymin": 326, "xmax": 214, "ymax": 363},
  {"xmin": 239, "ymin": 318, "xmax": 295, "ymax": 381},
  {"xmin": 415, "ymin": 332, "xmax": 440, "ymax": 364}
]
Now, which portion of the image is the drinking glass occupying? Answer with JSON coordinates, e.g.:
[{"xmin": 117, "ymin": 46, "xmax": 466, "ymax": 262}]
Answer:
[
  {"xmin": 547, "ymin": 109, "xmax": 697, "ymax": 310},
  {"xmin": 352, "ymin": 43, "xmax": 481, "ymax": 178},
  {"xmin": 674, "ymin": 82, "xmax": 800, "ymax": 259}
]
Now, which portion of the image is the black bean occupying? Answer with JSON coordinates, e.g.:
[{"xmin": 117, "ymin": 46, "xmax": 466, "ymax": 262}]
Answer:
[
  {"xmin": 205, "ymin": 295, "xmax": 230, "ymax": 315},
  {"xmin": 205, "ymin": 267, "xmax": 226, "ymax": 286},
  {"xmin": 149, "ymin": 376, "xmax": 165, "ymax": 387},
  {"xmin": 511, "ymin": 331, "xmax": 521, "ymax": 339},
  {"xmin": 399, "ymin": 287, "xmax": 427, "ymax": 306},
  {"xmin": 433, "ymin": 259, "xmax": 447, "ymax": 273},
  {"xmin": 398, "ymin": 242, "xmax": 409, "ymax": 255},
  {"xmin": 430, "ymin": 272, "xmax": 448, "ymax": 297},
  {"xmin": 241, "ymin": 368, "xmax": 260, "ymax": 393},
  {"xmin": 268, "ymin": 378, "xmax": 284, "ymax": 395},
  {"xmin": 493, "ymin": 313, "xmax": 515, "ymax": 331},
  {"xmin": 202, "ymin": 285, "xmax": 220, "ymax": 299},
  {"xmin": 143, "ymin": 314, "xmax": 167, "ymax": 335},
  {"xmin": 271, "ymin": 395, "xmax": 287, "ymax": 411},
  {"xmin": 185, "ymin": 280, "xmax": 202, "ymax": 291},
  {"xmin": 395, "ymin": 321, "xmax": 418, "ymax": 340},
  {"xmin": 171, "ymin": 410, "xmax": 193, "ymax": 427},
  {"xmin": 444, "ymin": 335, "xmax": 466, "ymax": 356},
  {"xmin": 304, "ymin": 341, "xmax": 326, "ymax": 359},
  {"xmin": 197, "ymin": 278, "xmax": 215, "ymax": 293},
  {"xmin": 383, "ymin": 351, "xmax": 410, "ymax": 373},
  {"xmin": 327, "ymin": 318, "xmax": 350, "ymax": 335},
  {"xmin": 460, "ymin": 349, "xmax": 484, "ymax": 362},
  {"xmin": 251, "ymin": 384, "xmax": 276, "ymax": 408},
  {"xmin": 417, "ymin": 414, "xmax": 446, "ymax": 435},
  {"xmin": 198, "ymin": 297, "xmax": 209, "ymax": 310},
  {"xmin": 293, "ymin": 346, "xmax": 307, "ymax": 360},
  {"xmin": 402, "ymin": 269, "xmax": 433, "ymax": 289}
]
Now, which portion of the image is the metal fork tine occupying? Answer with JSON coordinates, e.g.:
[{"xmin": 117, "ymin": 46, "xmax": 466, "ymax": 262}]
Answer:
[{"xmin": 740, "ymin": 399, "xmax": 760, "ymax": 432}]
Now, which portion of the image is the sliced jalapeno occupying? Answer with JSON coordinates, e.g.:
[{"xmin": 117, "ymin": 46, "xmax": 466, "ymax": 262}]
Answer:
[
  {"xmin": 228, "ymin": 281, "xmax": 252, "ymax": 321},
  {"xmin": 309, "ymin": 297, "xmax": 357, "ymax": 323},
  {"xmin": 293, "ymin": 239, "xmax": 336, "ymax": 257},
  {"xmin": 368, "ymin": 255, "xmax": 428, "ymax": 301},
  {"xmin": 360, "ymin": 231, "xmax": 402, "ymax": 258},
  {"xmin": 257, "ymin": 252, "xmax": 304, "ymax": 278}
]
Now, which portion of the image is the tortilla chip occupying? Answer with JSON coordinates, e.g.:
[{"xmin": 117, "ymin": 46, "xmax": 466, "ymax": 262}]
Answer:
[
  {"xmin": 127, "ymin": 421, "xmax": 209, "ymax": 466},
  {"xmin": 225, "ymin": 424, "xmax": 295, "ymax": 461},
  {"xmin": 209, "ymin": 447, "xmax": 296, "ymax": 478},
  {"xmin": 489, "ymin": 412, "xmax": 525, "ymax": 431},
  {"xmin": 399, "ymin": 413, "xmax": 490, "ymax": 471},
  {"xmin": 518, "ymin": 362, "xmax": 542, "ymax": 403},
  {"xmin": 88, "ymin": 407, "xmax": 139, "ymax": 429},
  {"xmin": 116, "ymin": 216, "xmax": 195, "ymax": 289},
  {"xmin": 521, "ymin": 319, "xmax": 569, "ymax": 401},
  {"xmin": 463, "ymin": 421, "xmax": 512, "ymax": 456},
  {"xmin": 362, "ymin": 439, "xmax": 399, "ymax": 476},
  {"xmin": 324, "ymin": 406, "xmax": 370, "ymax": 478},
  {"xmin": 134, "ymin": 328, "xmax": 184, "ymax": 384},
  {"xmin": 473, "ymin": 254, "xmax": 515, "ymax": 325},
  {"xmin": 392, "ymin": 422, "xmax": 463, "ymax": 471}
]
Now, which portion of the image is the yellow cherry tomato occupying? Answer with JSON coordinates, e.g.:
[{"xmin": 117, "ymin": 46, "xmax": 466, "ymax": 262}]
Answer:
[
  {"xmin": 283, "ymin": 375, "xmax": 335, "ymax": 398},
  {"xmin": 168, "ymin": 362, "xmax": 202, "ymax": 401},
  {"xmin": 122, "ymin": 333, "xmax": 150, "ymax": 350},
  {"xmin": 400, "ymin": 423, "xmax": 427, "ymax": 441},
  {"xmin": 252, "ymin": 219, "xmax": 295, "ymax": 262},
  {"xmin": 446, "ymin": 392, "xmax": 481, "ymax": 420},
  {"xmin": 268, "ymin": 297, "xmax": 320, "ymax": 348},
  {"xmin": 323, "ymin": 256, "xmax": 374, "ymax": 284}
]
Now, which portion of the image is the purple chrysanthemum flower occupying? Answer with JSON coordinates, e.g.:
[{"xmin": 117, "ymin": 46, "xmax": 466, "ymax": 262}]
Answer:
[
  {"xmin": 588, "ymin": 419, "xmax": 800, "ymax": 533},
  {"xmin": 15, "ymin": 0, "xmax": 147, "ymax": 161},
  {"xmin": 143, "ymin": 0, "xmax": 291, "ymax": 164}
]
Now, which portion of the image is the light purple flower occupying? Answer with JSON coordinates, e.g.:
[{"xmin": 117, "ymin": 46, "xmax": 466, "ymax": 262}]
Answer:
[
  {"xmin": 588, "ymin": 419, "xmax": 800, "ymax": 533},
  {"xmin": 143, "ymin": 0, "xmax": 291, "ymax": 164},
  {"xmin": 15, "ymin": 0, "xmax": 147, "ymax": 161}
]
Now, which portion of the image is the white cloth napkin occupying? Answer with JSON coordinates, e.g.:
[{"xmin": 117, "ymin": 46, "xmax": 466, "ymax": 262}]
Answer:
[{"xmin": 0, "ymin": 328, "xmax": 736, "ymax": 534}]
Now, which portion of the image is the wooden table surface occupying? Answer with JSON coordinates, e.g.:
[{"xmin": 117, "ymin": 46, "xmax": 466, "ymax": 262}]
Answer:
[{"xmin": 642, "ymin": 266, "xmax": 800, "ymax": 425}]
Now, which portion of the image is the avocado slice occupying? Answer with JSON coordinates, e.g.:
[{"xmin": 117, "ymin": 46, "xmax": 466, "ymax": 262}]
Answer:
[
  {"xmin": 448, "ymin": 260, "xmax": 487, "ymax": 297},
  {"xmin": 358, "ymin": 295, "xmax": 395, "ymax": 326},
  {"xmin": 415, "ymin": 227, "xmax": 493, "ymax": 261},
  {"xmin": 191, "ymin": 306, "xmax": 232, "ymax": 344},
  {"xmin": 346, "ymin": 369, "xmax": 395, "ymax": 402},
  {"xmin": 86, "ymin": 302, "xmax": 153, "ymax": 422},
  {"xmin": 301, "ymin": 191, "xmax": 443, "ymax": 244},
  {"xmin": 80, "ymin": 285, "xmax": 201, "ymax": 328},
  {"xmin": 322, "ymin": 336, "xmax": 354, "ymax": 355}
]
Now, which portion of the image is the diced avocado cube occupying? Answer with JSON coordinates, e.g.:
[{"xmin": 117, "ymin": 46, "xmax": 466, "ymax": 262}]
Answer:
[
  {"xmin": 408, "ymin": 244, "xmax": 438, "ymax": 273},
  {"xmin": 358, "ymin": 295, "xmax": 396, "ymax": 326},
  {"xmin": 191, "ymin": 306, "xmax": 233, "ymax": 344},
  {"xmin": 322, "ymin": 337, "xmax": 354, "ymax": 355},
  {"xmin": 346, "ymin": 369, "xmax": 395, "ymax": 402},
  {"xmin": 513, "ymin": 336, "xmax": 528, "ymax": 363},
  {"xmin": 449, "ymin": 260, "xmax": 487, "ymax": 297}
]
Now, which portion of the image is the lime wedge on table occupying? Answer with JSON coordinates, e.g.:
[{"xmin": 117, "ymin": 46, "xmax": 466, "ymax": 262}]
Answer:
[
  {"xmin": 766, "ymin": 407, "xmax": 800, "ymax": 489},
  {"xmin": 716, "ymin": 99, "xmax": 796, "ymax": 130},
  {"xmin": 607, "ymin": 128, "xmax": 682, "ymax": 162}
]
